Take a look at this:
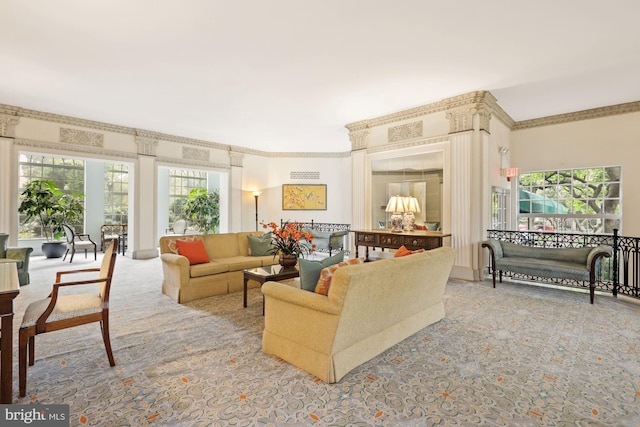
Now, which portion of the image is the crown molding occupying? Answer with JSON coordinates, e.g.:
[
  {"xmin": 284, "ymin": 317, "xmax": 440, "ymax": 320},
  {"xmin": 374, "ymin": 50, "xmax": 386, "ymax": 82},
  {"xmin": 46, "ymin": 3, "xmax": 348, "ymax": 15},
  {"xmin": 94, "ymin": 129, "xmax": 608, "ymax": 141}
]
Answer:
[
  {"xmin": 367, "ymin": 135, "xmax": 450, "ymax": 154},
  {"xmin": 0, "ymin": 102, "xmax": 350, "ymax": 158},
  {"xmin": 345, "ymin": 91, "xmax": 515, "ymax": 132},
  {"xmin": 512, "ymin": 100, "xmax": 640, "ymax": 130},
  {"xmin": 14, "ymin": 138, "xmax": 138, "ymax": 160},
  {"xmin": 155, "ymin": 156, "xmax": 230, "ymax": 170}
]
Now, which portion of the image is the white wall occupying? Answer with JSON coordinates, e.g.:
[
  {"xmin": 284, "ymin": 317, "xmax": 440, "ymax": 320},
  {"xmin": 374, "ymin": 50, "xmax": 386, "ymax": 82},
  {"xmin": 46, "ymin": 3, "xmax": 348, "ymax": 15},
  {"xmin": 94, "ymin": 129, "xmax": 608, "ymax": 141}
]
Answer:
[{"xmin": 511, "ymin": 111, "xmax": 640, "ymax": 235}]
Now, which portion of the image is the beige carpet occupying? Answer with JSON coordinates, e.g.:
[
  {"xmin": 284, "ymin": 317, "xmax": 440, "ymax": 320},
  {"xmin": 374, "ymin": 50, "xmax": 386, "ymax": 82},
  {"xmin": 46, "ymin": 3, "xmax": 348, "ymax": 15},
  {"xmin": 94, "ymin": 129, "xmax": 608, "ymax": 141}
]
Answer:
[{"xmin": 10, "ymin": 252, "xmax": 640, "ymax": 426}]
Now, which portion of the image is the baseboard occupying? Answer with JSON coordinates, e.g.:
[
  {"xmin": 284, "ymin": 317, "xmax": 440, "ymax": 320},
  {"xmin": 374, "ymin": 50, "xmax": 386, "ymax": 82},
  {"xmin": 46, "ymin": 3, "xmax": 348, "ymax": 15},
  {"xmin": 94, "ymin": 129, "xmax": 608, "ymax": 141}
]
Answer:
[{"xmin": 132, "ymin": 248, "xmax": 159, "ymax": 259}]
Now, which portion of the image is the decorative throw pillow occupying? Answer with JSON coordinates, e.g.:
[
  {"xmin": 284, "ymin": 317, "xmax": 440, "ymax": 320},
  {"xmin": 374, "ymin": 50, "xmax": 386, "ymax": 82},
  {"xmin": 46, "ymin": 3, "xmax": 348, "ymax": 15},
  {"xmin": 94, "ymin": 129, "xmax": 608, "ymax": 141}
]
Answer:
[
  {"xmin": 394, "ymin": 245, "xmax": 425, "ymax": 257},
  {"xmin": 175, "ymin": 239, "xmax": 209, "ymax": 265},
  {"xmin": 298, "ymin": 251, "xmax": 344, "ymax": 292},
  {"xmin": 247, "ymin": 232, "xmax": 273, "ymax": 256},
  {"xmin": 167, "ymin": 235, "xmax": 202, "ymax": 254},
  {"xmin": 315, "ymin": 258, "xmax": 364, "ymax": 296}
]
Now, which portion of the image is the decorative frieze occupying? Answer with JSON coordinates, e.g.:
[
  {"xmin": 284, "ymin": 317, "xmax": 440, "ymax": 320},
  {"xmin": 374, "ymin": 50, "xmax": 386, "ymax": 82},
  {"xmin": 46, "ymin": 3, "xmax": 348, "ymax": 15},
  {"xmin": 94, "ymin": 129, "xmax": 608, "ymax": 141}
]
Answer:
[
  {"xmin": 136, "ymin": 137, "xmax": 158, "ymax": 156},
  {"xmin": 388, "ymin": 121, "xmax": 423, "ymax": 143},
  {"xmin": 182, "ymin": 146, "xmax": 209, "ymax": 162},
  {"xmin": 290, "ymin": 171, "xmax": 320, "ymax": 180},
  {"xmin": 0, "ymin": 114, "xmax": 19, "ymax": 138},
  {"xmin": 60, "ymin": 127, "xmax": 104, "ymax": 147},
  {"xmin": 349, "ymin": 129, "xmax": 369, "ymax": 151}
]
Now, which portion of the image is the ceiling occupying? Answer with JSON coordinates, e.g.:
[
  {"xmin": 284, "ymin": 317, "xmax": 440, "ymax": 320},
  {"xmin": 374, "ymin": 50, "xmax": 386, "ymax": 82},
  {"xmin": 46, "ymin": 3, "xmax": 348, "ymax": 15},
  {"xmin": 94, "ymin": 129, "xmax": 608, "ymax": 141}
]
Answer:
[{"xmin": 2, "ymin": 1, "xmax": 639, "ymax": 153}]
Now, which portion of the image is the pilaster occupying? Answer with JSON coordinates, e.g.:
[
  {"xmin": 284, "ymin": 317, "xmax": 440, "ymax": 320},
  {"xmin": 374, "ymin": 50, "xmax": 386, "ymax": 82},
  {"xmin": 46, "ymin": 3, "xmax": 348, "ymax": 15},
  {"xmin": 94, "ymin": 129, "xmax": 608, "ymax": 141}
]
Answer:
[{"xmin": 229, "ymin": 152, "xmax": 244, "ymax": 232}]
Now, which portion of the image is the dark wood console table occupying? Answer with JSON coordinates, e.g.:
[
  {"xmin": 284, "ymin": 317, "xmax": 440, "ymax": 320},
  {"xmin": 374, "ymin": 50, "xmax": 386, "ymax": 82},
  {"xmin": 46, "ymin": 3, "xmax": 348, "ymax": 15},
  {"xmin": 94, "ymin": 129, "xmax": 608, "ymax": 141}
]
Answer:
[
  {"xmin": 351, "ymin": 229, "xmax": 451, "ymax": 260},
  {"xmin": 0, "ymin": 261, "xmax": 20, "ymax": 403}
]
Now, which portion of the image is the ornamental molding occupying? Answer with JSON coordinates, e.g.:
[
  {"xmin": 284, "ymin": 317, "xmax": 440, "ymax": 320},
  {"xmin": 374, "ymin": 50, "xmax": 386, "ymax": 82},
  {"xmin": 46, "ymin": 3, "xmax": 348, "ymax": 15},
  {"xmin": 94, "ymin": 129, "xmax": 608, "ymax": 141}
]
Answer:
[
  {"xmin": 349, "ymin": 129, "xmax": 369, "ymax": 151},
  {"xmin": 60, "ymin": 127, "xmax": 104, "ymax": 147},
  {"xmin": 345, "ymin": 91, "xmax": 515, "ymax": 132},
  {"xmin": 13, "ymin": 138, "xmax": 137, "ymax": 160},
  {"xmin": 367, "ymin": 135, "xmax": 450, "ymax": 154},
  {"xmin": 446, "ymin": 108, "xmax": 475, "ymax": 133},
  {"xmin": 388, "ymin": 121, "xmax": 423, "ymax": 142},
  {"xmin": 155, "ymin": 156, "xmax": 230, "ymax": 170},
  {"xmin": 135, "ymin": 136, "xmax": 158, "ymax": 156},
  {"xmin": 512, "ymin": 100, "xmax": 640, "ymax": 130},
  {"xmin": 182, "ymin": 146, "xmax": 210, "ymax": 162},
  {"xmin": 0, "ymin": 114, "xmax": 19, "ymax": 137},
  {"xmin": 229, "ymin": 151, "xmax": 244, "ymax": 167}
]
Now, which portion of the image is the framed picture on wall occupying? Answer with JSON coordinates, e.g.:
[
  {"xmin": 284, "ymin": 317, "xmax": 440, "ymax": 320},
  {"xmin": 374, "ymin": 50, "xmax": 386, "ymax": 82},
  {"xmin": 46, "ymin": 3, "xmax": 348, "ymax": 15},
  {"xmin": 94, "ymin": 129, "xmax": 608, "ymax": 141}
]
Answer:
[{"xmin": 282, "ymin": 184, "xmax": 327, "ymax": 210}]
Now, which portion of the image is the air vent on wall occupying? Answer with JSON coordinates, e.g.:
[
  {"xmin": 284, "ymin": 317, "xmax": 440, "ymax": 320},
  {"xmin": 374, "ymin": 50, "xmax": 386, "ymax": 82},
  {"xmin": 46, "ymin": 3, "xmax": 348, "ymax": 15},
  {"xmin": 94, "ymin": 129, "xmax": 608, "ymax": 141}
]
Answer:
[{"xmin": 290, "ymin": 171, "xmax": 320, "ymax": 180}]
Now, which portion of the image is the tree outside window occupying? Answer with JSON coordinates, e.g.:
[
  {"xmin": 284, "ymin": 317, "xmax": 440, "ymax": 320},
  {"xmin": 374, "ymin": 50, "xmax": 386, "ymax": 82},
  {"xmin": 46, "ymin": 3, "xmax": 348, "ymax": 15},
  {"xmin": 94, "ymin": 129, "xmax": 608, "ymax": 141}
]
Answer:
[{"xmin": 518, "ymin": 166, "xmax": 621, "ymax": 234}]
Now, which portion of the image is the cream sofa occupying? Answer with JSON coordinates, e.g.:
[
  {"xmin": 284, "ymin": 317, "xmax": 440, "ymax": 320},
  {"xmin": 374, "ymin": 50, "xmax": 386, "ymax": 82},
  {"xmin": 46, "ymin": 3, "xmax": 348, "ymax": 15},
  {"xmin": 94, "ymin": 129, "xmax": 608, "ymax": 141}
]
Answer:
[
  {"xmin": 261, "ymin": 246, "xmax": 456, "ymax": 383},
  {"xmin": 159, "ymin": 232, "xmax": 277, "ymax": 303}
]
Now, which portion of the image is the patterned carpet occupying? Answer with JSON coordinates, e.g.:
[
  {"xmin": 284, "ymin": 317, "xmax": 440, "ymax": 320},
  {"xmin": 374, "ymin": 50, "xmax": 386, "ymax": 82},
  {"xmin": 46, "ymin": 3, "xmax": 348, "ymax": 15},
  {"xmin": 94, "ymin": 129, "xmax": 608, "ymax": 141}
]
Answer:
[{"xmin": 11, "ymin": 253, "xmax": 640, "ymax": 426}]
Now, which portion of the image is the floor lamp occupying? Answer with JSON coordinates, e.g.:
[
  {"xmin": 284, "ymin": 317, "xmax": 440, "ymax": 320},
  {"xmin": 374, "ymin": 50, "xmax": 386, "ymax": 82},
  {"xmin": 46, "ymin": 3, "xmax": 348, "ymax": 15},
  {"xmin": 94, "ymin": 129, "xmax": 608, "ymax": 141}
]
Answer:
[{"xmin": 253, "ymin": 191, "xmax": 261, "ymax": 231}]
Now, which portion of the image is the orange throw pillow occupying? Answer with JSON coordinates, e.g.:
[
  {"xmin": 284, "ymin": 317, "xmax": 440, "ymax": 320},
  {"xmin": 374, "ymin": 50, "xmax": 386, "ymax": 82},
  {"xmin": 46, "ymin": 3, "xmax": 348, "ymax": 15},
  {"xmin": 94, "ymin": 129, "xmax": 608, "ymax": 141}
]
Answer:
[
  {"xmin": 394, "ymin": 245, "xmax": 425, "ymax": 257},
  {"xmin": 176, "ymin": 239, "xmax": 209, "ymax": 265},
  {"xmin": 315, "ymin": 258, "xmax": 364, "ymax": 296}
]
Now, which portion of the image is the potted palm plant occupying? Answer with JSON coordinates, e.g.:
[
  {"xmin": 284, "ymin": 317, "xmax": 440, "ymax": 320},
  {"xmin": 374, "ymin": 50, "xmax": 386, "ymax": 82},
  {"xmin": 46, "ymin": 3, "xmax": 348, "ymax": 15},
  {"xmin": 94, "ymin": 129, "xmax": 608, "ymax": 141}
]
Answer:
[
  {"xmin": 18, "ymin": 179, "xmax": 85, "ymax": 258},
  {"xmin": 183, "ymin": 188, "xmax": 220, "ymax": 234}
]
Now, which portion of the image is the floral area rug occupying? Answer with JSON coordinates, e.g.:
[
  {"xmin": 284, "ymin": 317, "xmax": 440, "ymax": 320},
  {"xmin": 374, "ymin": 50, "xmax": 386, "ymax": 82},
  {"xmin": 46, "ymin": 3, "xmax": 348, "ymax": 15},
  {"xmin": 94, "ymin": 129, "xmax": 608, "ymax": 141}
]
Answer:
[{"xmin": 11, "ymin": 254, "xmax": 640, "ymax": 426}]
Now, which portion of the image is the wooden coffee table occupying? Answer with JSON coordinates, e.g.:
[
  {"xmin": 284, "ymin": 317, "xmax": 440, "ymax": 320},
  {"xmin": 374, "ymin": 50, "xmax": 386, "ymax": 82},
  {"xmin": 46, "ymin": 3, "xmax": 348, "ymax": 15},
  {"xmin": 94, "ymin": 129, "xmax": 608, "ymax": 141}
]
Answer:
[{"xmin": 243, "ymin": 265, "xmax": 299, "ymax": 314}]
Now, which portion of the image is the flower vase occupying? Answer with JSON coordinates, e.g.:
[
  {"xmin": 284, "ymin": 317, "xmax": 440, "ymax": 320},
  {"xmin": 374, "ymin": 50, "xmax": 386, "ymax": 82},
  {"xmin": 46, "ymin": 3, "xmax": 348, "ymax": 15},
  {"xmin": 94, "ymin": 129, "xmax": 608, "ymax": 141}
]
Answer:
[{"xmin": 279, "ymin": 254, "xmax": 298, "ymax": 269}]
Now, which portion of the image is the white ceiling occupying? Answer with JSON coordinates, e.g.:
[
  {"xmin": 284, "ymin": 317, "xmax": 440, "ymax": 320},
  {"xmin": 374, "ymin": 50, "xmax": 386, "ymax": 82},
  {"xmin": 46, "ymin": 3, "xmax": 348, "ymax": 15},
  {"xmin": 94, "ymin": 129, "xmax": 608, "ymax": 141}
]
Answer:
[{"xmin": 2, "ymin": 1, "xmax": 639, "ymax": 153}]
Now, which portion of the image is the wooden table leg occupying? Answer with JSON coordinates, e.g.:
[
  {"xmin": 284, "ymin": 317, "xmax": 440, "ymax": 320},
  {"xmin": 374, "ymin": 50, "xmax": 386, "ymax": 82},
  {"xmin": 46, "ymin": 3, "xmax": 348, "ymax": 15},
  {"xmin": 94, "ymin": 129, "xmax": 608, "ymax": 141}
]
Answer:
[
  {"xmin": 0, "ymin": 311, "xmax": 14, "ymax": 403},
  {"xmin": 243, "ymin": 276, "xmax": 249, "ymax": 308}
]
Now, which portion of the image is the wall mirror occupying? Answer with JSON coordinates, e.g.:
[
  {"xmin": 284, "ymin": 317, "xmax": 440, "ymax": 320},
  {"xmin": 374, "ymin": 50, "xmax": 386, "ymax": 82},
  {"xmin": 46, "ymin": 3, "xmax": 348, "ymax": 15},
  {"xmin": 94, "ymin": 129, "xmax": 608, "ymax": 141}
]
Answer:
[{"xmin": 371, "ymin": 153, "xmax": 443, "ymax": 231}]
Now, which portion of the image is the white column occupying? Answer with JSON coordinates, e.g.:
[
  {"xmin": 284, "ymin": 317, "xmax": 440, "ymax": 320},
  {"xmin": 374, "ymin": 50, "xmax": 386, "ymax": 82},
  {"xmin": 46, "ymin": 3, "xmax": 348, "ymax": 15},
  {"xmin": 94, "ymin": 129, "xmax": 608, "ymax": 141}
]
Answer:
[
  {"xmin": 0, "ymin": 115, "xmax": 19, "ymax": 243},
  {"xmin": 131, "ymin": 154, "xmax": 158, "ymax": 259},
  {"xmin": 0, "ymin": 138, "xmax": 16, "ymax": 240},
  {"xmin": 449, "ymin": 131, "xmax": 474, "ymax": 279},
  {"xmin": 229, "ymin": 152, "xmax": 243, "ymax": 233}
]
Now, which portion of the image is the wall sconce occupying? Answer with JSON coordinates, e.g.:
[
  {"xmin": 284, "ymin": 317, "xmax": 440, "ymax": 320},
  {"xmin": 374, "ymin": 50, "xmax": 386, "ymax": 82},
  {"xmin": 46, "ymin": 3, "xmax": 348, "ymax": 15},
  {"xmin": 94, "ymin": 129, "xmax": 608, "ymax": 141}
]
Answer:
[
  {"xmin": 498, "ymin": 146, "xmax": 519, "ymax": 181},
  {"xmin": 385, "ymin": 195, "xmax": 406, "ymax": 233},
  {"xmin": 253, "ymin": 191, "xmax": 261, "ymax": 231}
]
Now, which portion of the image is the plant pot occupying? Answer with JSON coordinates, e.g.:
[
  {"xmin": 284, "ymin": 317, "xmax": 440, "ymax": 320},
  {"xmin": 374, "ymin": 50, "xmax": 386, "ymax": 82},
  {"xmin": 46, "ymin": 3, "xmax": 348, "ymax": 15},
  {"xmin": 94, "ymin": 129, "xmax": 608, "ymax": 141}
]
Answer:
[
  {"xmin": 278, "ymin": 254, "xmax": 298, "ymax": 269},
  {"xmin": 42, "ymin": 241, "xmax": 67, "ymax": 258}
]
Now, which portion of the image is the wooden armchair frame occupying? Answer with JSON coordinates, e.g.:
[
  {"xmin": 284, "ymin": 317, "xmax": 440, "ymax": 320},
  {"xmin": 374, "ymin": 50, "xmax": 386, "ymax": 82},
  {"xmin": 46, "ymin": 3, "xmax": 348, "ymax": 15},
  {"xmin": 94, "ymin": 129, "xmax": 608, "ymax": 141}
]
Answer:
[{"xmin": 19, "ymin": 239, "xmax": 118, "ymax": 397}]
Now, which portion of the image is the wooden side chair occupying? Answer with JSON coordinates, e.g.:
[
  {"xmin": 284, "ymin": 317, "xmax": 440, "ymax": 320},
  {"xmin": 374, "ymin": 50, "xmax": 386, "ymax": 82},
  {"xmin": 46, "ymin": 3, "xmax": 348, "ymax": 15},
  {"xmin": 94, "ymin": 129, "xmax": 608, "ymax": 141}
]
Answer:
[
  {"xmin": 62, "ymin": 224, "xmax": 97, "ymax": 263},
  {"xmin": 19, "ymin": 239, "xmax": 119, "ymax": 397}
]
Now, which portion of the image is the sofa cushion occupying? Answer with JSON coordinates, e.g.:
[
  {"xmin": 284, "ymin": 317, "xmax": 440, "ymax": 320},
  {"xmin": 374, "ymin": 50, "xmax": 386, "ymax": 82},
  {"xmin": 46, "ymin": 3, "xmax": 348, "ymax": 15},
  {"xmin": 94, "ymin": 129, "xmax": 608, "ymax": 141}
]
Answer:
[
  {"xmin": 190, "ymin": 261, "xmax": 229, "ymax": 278},
  {"xmin": 247, "ymin": 232, "xmax": 274, "ymax": 256},
  {"xmin": 221, "ymin": 256, "xmax": 263, "ymax": 271},
  {"xmin": 176, "ymin": 239, "xmax": 209, "ymax": 265},
  {"xmin": 501, "ymin": 241, "xmax": 592, "ymax": 264},
  {"xmin": 205, "ymin": 233, "xmax": 241, "ymax": 259},
  {"xmin": 394, "ymin": 245, "xmax": 425, "ymax": 257},
  {"xmin": 315, "ymin": 258, "xmax": 364, "ymax": 296},
  {"xmin": 299, "ymin": 251, "xmax": 344, "ymax": 292}
]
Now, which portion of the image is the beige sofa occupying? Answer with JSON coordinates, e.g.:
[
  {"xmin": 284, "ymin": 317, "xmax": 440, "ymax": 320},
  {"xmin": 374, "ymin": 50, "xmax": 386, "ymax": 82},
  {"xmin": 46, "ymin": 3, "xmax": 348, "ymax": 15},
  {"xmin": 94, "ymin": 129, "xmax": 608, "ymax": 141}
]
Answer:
[
  {"xmin": 159, "ymin": 232, "xmax": 277, "ymax": 303},
  {"xmin": 261, "ymin": 246, "xmax": 456, "ymax": 383}
]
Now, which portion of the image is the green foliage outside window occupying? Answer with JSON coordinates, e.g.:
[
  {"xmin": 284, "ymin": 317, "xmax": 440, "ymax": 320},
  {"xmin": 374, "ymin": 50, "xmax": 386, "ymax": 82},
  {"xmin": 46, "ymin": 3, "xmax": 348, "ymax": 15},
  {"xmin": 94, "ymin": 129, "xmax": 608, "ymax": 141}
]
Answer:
[{"xmin": 518, "ymin": 166, "xmax": 621, "ymax": 234}]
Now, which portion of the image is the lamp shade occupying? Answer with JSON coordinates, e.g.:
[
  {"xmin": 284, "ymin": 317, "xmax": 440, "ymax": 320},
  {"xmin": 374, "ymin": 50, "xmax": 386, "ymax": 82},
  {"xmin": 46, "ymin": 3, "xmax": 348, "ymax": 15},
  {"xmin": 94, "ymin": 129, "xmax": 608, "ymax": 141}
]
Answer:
[
  {"xmin": 385, "ymin": 196, "xmax": 406, "ymax": 213},
  {"xmin": 404, "ymin": 196, "xmax": 421, "ymax": 213}
]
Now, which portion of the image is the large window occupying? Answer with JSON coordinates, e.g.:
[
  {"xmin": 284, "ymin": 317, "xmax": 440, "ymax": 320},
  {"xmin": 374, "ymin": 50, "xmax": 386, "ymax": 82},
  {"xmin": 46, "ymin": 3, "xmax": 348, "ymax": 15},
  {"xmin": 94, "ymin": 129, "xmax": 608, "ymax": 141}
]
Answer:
[
  {"xmin": 168, "ymin": 169, "xmax": 207, "ymax": 224},
  {"xmin": 104, "ymin": 163, "xmax": 129, "ymax": 224},
  {"xmin": 18, "ymin": 154, "xmax": 85, "ymax": 238},
  {"xmin": 518, "ymin": 166, "xmax": 621, "ymax": 234}
]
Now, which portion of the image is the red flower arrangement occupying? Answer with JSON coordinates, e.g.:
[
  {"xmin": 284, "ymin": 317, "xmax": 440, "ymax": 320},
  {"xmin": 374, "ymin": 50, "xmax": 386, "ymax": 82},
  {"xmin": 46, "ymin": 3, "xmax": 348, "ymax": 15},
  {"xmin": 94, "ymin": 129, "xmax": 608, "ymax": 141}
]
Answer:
[{"xmin": 261, "ymin": 221, "xmax": 316, "ymax": 257}]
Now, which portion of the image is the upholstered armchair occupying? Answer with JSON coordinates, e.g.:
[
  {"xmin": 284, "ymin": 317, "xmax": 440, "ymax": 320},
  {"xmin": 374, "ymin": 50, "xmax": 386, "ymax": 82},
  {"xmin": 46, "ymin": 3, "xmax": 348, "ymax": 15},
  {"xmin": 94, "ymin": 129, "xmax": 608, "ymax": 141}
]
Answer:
[{"xmin": 0, "ymin": 233, "xmax": 33, "ymax": 286}]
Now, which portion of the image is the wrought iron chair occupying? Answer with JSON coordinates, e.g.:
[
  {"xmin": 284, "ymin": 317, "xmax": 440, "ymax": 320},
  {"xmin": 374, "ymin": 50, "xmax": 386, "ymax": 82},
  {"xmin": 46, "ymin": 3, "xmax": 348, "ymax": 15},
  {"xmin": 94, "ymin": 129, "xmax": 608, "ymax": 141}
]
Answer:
[
  {"xmin": 18, "ymin": 239, "xmax": 118, "ymax": 397},
  {"xmin": 62, "ymin": 224, "xmax": 97, "ymax": 263}
]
